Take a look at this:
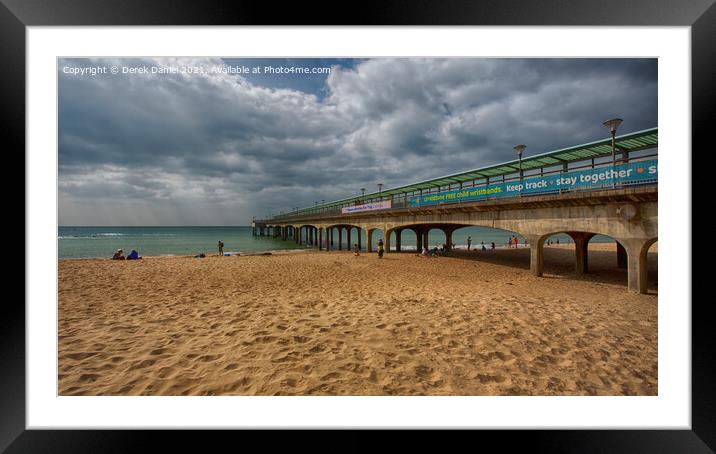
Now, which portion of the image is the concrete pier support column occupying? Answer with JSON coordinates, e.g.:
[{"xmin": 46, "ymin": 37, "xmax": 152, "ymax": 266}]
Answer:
[
  {"xmin": 357, "ymin": 228, "xmax": 361, "ymax": 250},
  {"xmin": 568, "ymin": 232, "xmax": 595, "ymax": 275},
  {"xmin": 366, "ymin": 228, "xmax": 373, "ymax": 252},
  {"xmin": 618, "ymin": 238, "xmax": 650, "ymax": 294},
  {"xmin": 423, "ymin": 229, "xmax": 430, "ymax": 251},
  {"xmin": 415, "ymin": 228, "xmax": 423, "ymax": 253},
  {"xmin": 347, "ymin": 228, "xmax": 352, "ymax": 250},
  {"xmin": 319, "ymin": 228, "xmax": 323, "ymax": 251},
  {"xmin": 395, "ymin": 229, "xmax": 402, "ymax": 252},
  {"xmin": 384, "ymin": 228, "xmax": 391, "ymax": 253},
  {"xmin": 444, "ymin": 228, "xmax": 454, "ymax": 251},
  {"xmin": 525, "ymin": 234, "xmax": 544, "ymax": 277},
  {"xmin": 616, "ymin": 242, "xmax": 627, "ymax": 268},
  {"xmin": 338, "ymin": 228, "xmax": 343, "ymax": 251}
]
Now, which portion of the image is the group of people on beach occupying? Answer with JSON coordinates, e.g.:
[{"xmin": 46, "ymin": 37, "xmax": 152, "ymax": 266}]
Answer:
[{"xmin": 111, "ymin": 249, "xmax": 142, "ymax": 260}]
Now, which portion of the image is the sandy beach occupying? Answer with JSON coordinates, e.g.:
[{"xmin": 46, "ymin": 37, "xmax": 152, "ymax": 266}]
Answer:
[{"xmin": 58, "ymin": 243, "xmax": 657, "ymax": 396}]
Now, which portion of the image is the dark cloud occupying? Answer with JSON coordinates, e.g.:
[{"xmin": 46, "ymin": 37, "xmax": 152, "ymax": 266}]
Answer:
[{"xmin": 58, "ymin": 57, "xmax": 657, "ymax": 225}]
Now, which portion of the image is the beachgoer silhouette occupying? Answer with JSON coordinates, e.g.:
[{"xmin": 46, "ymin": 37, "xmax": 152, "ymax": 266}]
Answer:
[
  {"xmin": 377, "ymin": 238, "xmax": 384, "ymax": 258},
  {"xmin": 467, "ymin": 236, "xmax": 472, "ymax": 250},
  {"xmin": 218, "ymin": 240, "xmax": 224, "ymax": 256}
]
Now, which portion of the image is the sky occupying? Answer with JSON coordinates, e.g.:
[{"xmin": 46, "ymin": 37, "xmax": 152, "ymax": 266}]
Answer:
[{"xmin": 58, "ymin": 57, "xmax": 657, "ymax": 226}]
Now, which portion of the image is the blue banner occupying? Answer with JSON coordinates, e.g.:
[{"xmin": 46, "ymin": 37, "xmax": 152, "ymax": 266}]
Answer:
[{"xmin": 408, "ymin": 160, "xmax": 657, "ymax": 207}]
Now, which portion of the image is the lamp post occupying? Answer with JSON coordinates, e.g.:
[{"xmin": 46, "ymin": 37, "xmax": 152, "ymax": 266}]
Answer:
[
  {"xmin": 377, "ymin": 183, "xmax": 383, "ymax": 199},
  {"xmin": 360, "ymin": 187, "xmax": 366, "ymax": 201},
  {"xmin": 513, "ymin": 144, "xmax": 526, "ymax": 194},
  {"xmin": 603, "ymin": 118, "xmax": 623, "ymax": 188}
]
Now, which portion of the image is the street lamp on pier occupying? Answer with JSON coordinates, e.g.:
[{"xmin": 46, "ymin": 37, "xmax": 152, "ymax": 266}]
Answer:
[
  {"xmin": 603, "ymin": 118, "xmax": 623, "ymax": 188},
  {"xmin": 377, "ymin": 183, "xmax": 383, "ymax": 200},
  {"xmin": 513, "ymin": 144, "xmax": 526, "ymax": 194}
]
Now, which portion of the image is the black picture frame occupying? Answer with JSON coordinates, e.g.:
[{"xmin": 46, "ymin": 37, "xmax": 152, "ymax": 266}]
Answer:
[{"xmin": 4, "ymin": 0, "xmax": 710, "ymax": 451}]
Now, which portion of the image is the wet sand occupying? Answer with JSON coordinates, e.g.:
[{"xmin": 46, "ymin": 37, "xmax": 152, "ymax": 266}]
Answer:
[{"xmin": 58, "ymin": 243, "xmax": 657, "ymax": 395}]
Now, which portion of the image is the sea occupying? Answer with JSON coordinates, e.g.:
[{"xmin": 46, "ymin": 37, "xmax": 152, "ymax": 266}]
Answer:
[{"xmin": 58, "ymin": 226, "xmax": 614, "ymax": 259}]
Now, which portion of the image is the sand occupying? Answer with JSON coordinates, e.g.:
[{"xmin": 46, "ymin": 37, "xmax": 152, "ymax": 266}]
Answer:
[{"xmin": 58, "ymin": 243, "xmax": 657, "ymax": 396}]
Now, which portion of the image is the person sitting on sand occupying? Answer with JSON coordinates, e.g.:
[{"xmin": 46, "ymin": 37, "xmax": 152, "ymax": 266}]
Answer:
[
  {"xmin": 491, "ymin": 242, "xmax": 495, "ymax": 250},
  {"xmin": 111, "ymin": 249, "xmax": 125, "ymax": 260},
  {"xmin": 353, "ymin": 243, "xmax": 360, "ymax": 256},
  {"xmin": 126, "ymin": 249, "xmax": 142, "ymax": 260},
  {"xmin": 421, "ymin": 247, "xmax": 430, "ymax": 257},
  {"xmin": 377, "ymin": 238, "xmax": 384, "ymax": 258},
  {"xmin": 481, "ymin": 241, "xmax": 486, "ymax": 251}
]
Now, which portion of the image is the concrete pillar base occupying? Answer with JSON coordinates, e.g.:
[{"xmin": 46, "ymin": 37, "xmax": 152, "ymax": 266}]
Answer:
[
  {"xmin": 568, "ymin": 232, "xmax": 595, "ymax": 276},
  {"xmin": 617, "ymin": 238, "xmax": 651, "ymax": 294},
  {"xmin": 525, "ymin": 234, "xmax": 544, "ymax": 277}
]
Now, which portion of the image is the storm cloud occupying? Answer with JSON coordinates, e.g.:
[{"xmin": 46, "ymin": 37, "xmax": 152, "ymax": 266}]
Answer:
[{"xmin": 58, "ymin": 57, "xmax": 657, "ymax": 225}]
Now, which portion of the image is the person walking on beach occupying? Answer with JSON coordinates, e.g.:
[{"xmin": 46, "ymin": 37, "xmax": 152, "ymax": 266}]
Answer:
[
  {"xmin": 467, "ymin": 236, "xmax": 472, "ymax": 250},
  {"xmin": 353, "ymin": 243, "xmax": 360, "ymax": 256},
  {"xmin": 514, "ymin": 236, "xmax": 519, "ymax": 248},
  {"xmin": 218, "ymin": 240, "xmax": 224, "ymax": 256},
  {"xmin": 377, "ymin": 238, "xmax": 384, "ymax": 258}
]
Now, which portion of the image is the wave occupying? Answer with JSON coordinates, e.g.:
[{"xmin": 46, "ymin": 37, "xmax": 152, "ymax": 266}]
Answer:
[{"xmin": 59, "ymin": 233, "xmax": 179, "ymax": 239}]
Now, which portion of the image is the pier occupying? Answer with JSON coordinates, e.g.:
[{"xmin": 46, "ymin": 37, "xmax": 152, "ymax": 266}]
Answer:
[{"xmin": 254, "ymin": 128, "xmax": 658, "ymax": 293}]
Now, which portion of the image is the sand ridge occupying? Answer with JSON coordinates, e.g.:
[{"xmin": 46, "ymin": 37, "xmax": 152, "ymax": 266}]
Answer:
[{"xmin": 58, "ymin": 244, "xmax": 657, "ymax": 396}]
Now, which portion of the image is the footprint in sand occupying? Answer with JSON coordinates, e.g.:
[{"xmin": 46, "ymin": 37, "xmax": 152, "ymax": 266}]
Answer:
[
  {"xmin": 65, "ymin": 352, "xmax": 99, "ymax": 361},
  {"xmin": 127, "ymin": 359, "xmax": 156, "ymax": 371}
]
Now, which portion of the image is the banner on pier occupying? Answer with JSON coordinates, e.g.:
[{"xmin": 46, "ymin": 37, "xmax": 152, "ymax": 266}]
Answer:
[
  {"xmin": 408, "ymin": 160, "xmax": 657, "ymax": 207},
  {"xmin": 342, "ymin": 200, "xmax": 392, "ymax": 214}
]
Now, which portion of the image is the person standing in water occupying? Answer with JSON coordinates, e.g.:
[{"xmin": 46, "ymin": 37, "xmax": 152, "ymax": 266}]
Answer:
[
  {"xmin": 377, "ymin": 238, "xmax": 384, "ymax": 258},
  {"xmin": 467, "ymin": 236, "xmax": 472, "ymax": 250},
  {"xmin": 218, "ymin": 240, "xmax": 224, "ymax": 256}
]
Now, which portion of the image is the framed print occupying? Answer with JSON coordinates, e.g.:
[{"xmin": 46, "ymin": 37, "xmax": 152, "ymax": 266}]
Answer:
[{"xmin": 5, "ymin": 0, "xmax": 712, "ymax": 451}]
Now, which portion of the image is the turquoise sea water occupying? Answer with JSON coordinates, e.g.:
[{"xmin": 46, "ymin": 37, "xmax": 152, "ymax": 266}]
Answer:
[{"xmin": 59, "ymin": 226, "xmax": 614, "ymax": 259}]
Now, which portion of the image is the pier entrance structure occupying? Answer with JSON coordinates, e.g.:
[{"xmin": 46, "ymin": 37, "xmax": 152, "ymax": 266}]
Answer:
[{"xmin": 253, "ymin": 128, "xmax": 658, "ymax": 293}]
